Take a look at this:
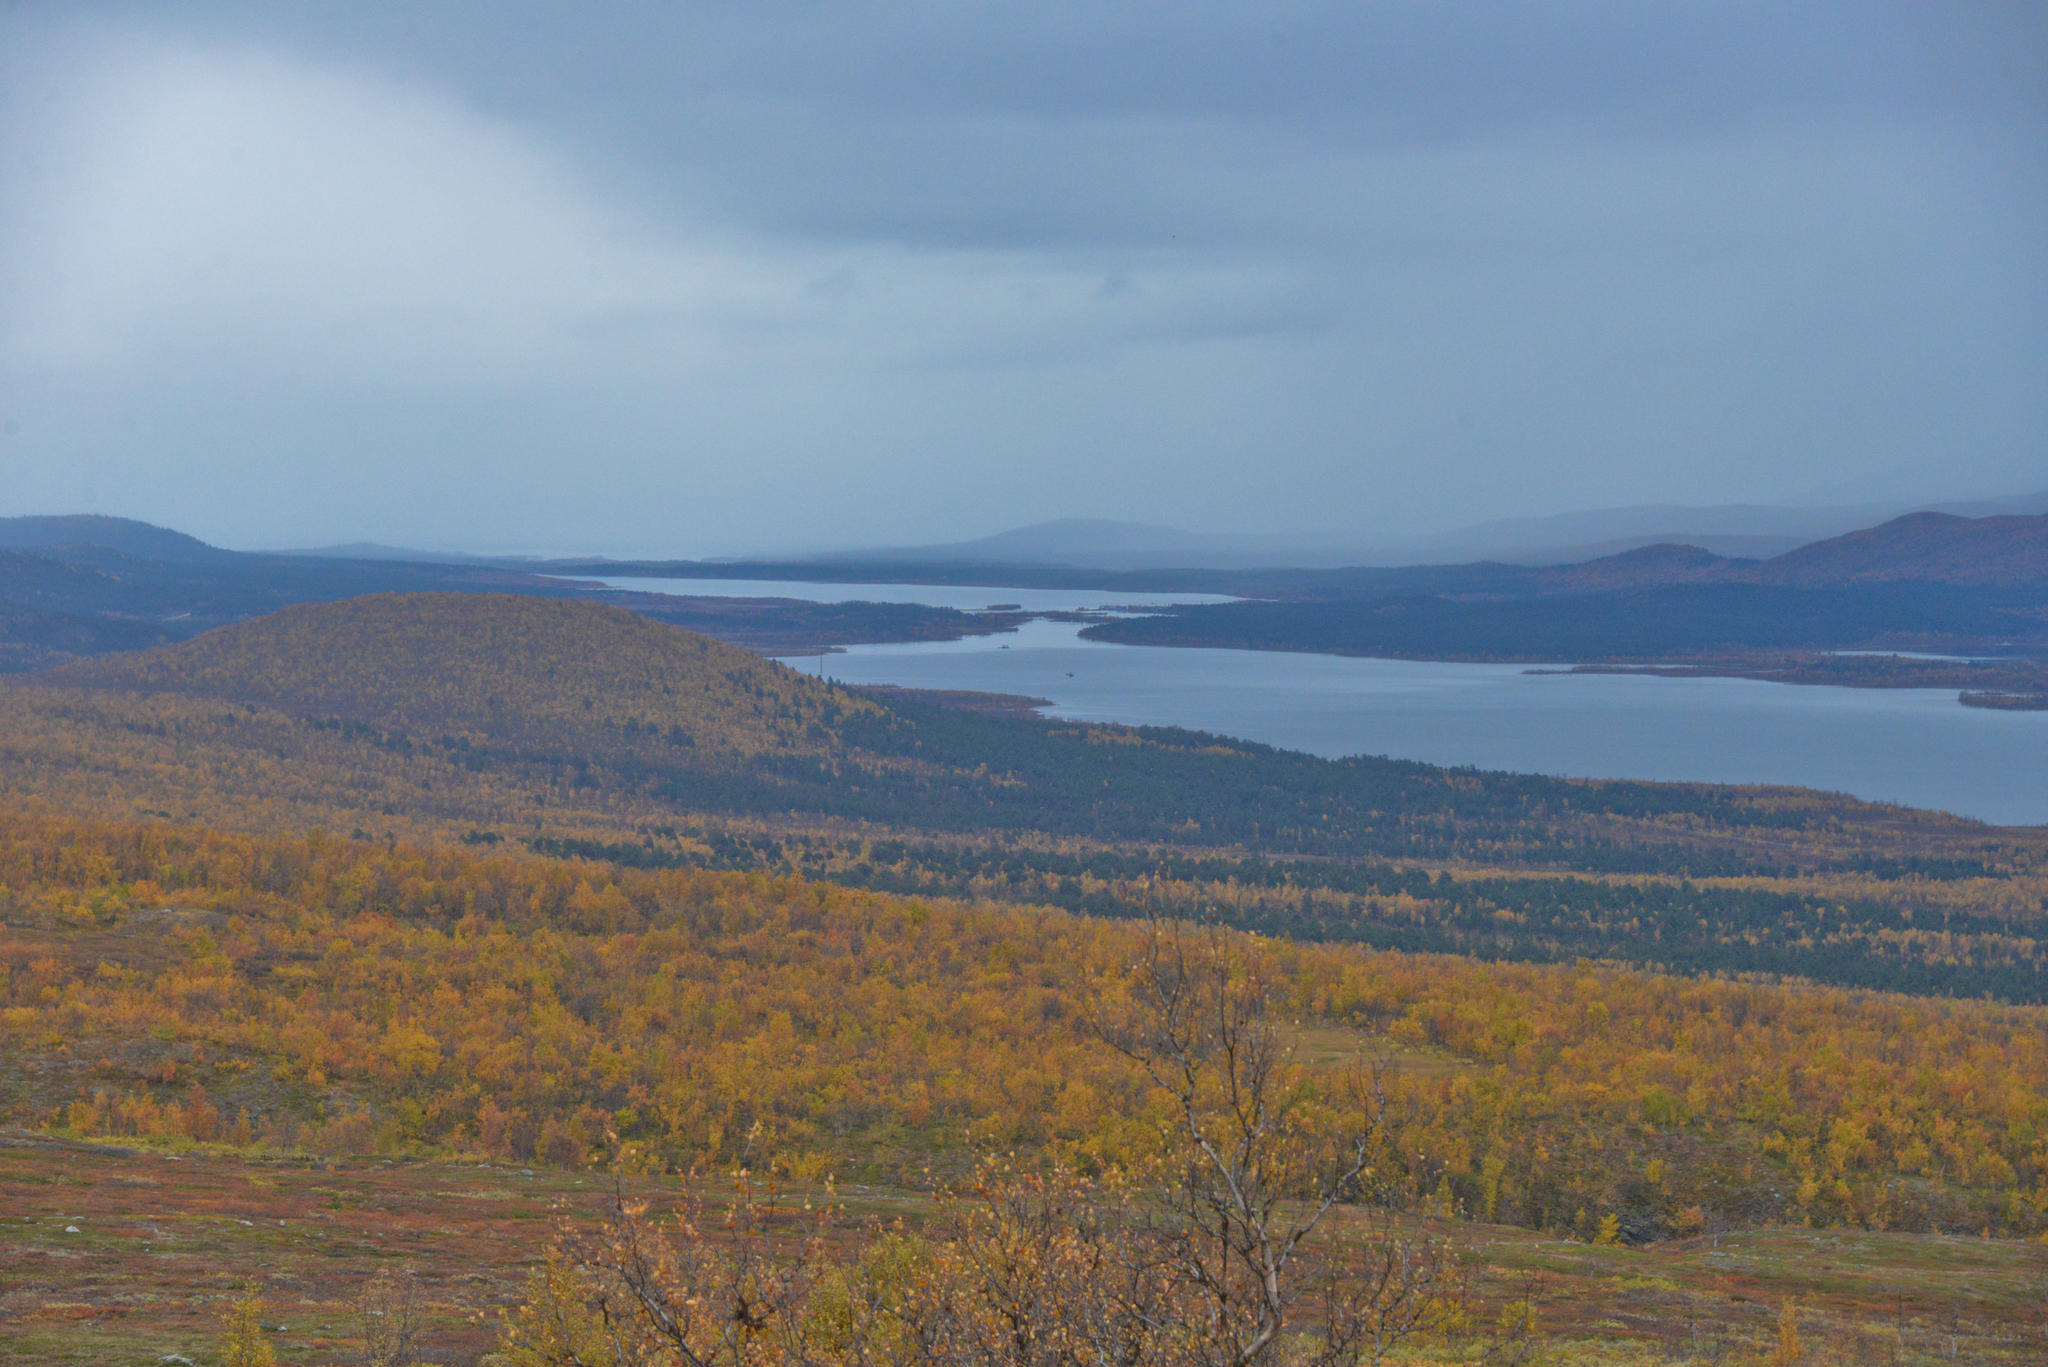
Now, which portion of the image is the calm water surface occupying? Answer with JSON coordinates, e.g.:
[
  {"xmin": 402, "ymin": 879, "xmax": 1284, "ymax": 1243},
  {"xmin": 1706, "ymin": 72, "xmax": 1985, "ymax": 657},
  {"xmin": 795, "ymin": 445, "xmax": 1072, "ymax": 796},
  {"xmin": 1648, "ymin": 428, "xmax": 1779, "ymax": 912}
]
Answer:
[
  {"xmin": 580, "ymin": 579, "xmax": 2047, "ymax": 825},
  {"xmin": 802, "ymin": 620, "xmax": 2048, "ymax": 826}
]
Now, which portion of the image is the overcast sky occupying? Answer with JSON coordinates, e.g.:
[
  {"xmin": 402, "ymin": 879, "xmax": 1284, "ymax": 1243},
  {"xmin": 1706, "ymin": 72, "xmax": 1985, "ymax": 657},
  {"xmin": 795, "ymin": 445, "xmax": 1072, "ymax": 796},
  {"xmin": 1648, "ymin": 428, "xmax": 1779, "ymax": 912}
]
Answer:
[{"xmin": 1, "ymin": 2, "xmax": 2043, "ymax": 556}]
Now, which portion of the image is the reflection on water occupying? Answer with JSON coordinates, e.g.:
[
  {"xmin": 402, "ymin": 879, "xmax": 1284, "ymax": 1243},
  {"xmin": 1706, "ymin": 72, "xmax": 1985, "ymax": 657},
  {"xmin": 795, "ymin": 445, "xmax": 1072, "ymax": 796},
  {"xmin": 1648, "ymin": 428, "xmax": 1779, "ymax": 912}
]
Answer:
[{"xmin": 801, "ymin": 620, "xmax": 2048, "ymax": 827}]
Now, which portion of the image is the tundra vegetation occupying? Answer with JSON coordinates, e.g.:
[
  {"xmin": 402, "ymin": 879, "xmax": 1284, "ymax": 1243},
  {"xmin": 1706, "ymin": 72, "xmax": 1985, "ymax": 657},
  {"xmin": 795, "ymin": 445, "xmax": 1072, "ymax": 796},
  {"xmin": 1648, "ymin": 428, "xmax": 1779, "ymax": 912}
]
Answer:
[{"xmin": 1, "ymin": 594, "xmax": 2045, "ymax": 1363}]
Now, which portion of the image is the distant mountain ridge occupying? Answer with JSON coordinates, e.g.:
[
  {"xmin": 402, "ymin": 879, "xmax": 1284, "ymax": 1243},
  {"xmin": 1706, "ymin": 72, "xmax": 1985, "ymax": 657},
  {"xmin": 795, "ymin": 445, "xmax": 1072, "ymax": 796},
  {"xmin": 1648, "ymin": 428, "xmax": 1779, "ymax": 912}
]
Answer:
[
  {"xmin": 1352, "ymin": 511, "xmax": 2048, "ymax": 596},
  {"xmin": 0, "ymin": 514, "xmax": 234, "ymax": 564},
  {"xmin": 1753, "ymin": 512, "xmax": 2048, "ymax": 588},
  {"xmin": 796, "ymin": 490, "xmax": 2048, "ymax": 572},
  {"xmin": 1062, "ymin": 511, "xmax": 2048, "ymax": 600},
  {"xmin": 809, "ymin": 517, "xmax": 1323, "ymax": 570},
  {"xmin": 1412, "ymin": 490, "xmax": 2048, "ymax": 566},
  {"xmin": 3, "ymin": 507, "xmax": 2042, "ymax": 681},
  {"xmin": 9, "ymin": 490, "xmax": 2043, "ymax": 581},
  {"xmin": 1083, "ymin": 512, "xmax": 2048, "ymax": 665}
]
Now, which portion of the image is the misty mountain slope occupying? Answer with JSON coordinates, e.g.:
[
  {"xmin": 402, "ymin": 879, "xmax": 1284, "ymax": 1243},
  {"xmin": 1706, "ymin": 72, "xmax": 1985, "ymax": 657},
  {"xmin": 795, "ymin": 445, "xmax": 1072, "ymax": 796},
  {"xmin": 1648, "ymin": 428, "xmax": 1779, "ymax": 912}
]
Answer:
[
  {"xmin": 0, "ymin": 521, "xmax": 647, "ymax": 670},
  {"xmin": 1396, "ymin": 494, "xmax": 2047, "ymax": 565},
  {"xmin": 1083, "ymin": 512, "xmax": 2048, "ymax": 663},
  {"xmin": 0, "ymin": 514, "xmax": 235, "ymax": 564},
  {"xmin": 0, "ymin": 516, "xmax": 1031, "ymax": 669},
  {"xmin": 1298, "ymin": 511, "xmax": 2048, "ymax": 597},
  {"xmin": 818, "ymin": 517, "xmax": 1277, "ymax": 569},
  {"xmin": 788, "ymin": 493, "xmax": 2048, "ymax": 574},
  {"xmin": 1531, "ymin": 543, "xmax": 1739, "ymax": 592},
  {"xmin": 1751, "ymin": 512, "xmax": 2048, "ymax": 588},
  {"xmin": 1279, "ymin": 512, "xmax": 2048, "ymax": 598}
]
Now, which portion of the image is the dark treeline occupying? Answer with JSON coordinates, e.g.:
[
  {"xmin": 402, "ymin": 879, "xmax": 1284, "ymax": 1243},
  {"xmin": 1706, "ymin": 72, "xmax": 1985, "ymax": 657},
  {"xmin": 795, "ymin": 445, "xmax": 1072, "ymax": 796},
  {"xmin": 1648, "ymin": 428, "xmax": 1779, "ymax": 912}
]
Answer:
[
  {"xmin": 1085, "ymin": 582, "xmax": 2048, "ymax": 660},
  {"xmin": 498, "ymin": 695, "xmax": 1848, "ymax": 879},
  {"xmin": 527, "ymin": 827, "xmax": 2046, "ymax": 1003}
]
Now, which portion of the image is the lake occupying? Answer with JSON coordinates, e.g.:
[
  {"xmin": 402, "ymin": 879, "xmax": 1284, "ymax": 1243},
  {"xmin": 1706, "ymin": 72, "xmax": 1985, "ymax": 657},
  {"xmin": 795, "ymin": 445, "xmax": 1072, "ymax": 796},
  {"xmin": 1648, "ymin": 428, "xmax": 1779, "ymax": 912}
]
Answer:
[{"xmin": 590, "ymin": 578, "xmax": 2048, "ymax": 826}]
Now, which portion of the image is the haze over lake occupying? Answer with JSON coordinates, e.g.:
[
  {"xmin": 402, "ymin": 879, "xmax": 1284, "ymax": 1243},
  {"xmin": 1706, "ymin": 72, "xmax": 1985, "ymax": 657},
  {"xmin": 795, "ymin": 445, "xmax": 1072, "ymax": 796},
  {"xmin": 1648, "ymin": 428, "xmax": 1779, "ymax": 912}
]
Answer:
[{"xmin": 572, "ymin": 576, "xmax": 1236, "ymax": 612}]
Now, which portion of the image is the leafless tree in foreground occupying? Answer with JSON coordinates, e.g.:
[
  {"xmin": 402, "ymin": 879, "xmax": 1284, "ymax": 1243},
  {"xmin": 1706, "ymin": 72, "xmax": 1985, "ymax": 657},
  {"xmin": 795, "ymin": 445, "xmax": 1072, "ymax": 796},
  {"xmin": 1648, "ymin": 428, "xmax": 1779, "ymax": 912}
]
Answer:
[
  {"xmin": 357, "ymin": 1264, "xmax": 423, "ymax": 1367},
  {"xmin": 500, "ymin": 924, "xmax": 1467, "ymax": 1366},
  {"xmin": 1091, "ymin": 923, "xmax": 1464, "ymax": 1367},
  {"xmin": 504, "ymin": 1166, "xmax": 832, "ymax": 1367}
]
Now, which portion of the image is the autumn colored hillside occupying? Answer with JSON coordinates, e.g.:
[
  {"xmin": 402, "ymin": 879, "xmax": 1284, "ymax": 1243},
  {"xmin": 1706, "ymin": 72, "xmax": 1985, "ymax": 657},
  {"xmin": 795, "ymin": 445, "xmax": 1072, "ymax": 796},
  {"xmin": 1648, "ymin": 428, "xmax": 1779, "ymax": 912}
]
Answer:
[
  {"xmin": 22, "ymin": 592, "xmax": 2026, "ymax": 877},
  {"xmin": 3, "ymin": 595, "xmax": 2046, "ymax": 1363},
  {"xmin": 4, "ymin": 807, "xmax": 2044, "ymax": 1241},
  {"xmin": 3, "ymin": 593, "xmax": 2045, "ymax": 1002},
  {"xmin": 57, "ymin": 592, "xmax": 879, "ymax": 762}
]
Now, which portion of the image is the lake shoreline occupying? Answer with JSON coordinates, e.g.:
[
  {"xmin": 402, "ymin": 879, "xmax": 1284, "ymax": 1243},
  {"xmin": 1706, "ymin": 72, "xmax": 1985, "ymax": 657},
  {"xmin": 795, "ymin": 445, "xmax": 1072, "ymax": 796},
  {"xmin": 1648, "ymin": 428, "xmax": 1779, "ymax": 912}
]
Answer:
[
  {"xmin": 808, "ymin": 619, "xmax": 2048, "ymax": 825},
  {"xmin": 585, "ymin": 574, "xmax": 2048, "ymax": 705}
]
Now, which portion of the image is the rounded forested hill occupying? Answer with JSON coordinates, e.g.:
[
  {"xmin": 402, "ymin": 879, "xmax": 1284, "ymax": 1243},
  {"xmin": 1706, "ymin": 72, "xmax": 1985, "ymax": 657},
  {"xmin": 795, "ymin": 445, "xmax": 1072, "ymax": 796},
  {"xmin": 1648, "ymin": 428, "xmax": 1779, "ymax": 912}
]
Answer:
[{"xmin": 55, "ymin": 592, "xmax": 877, "ymax": 759}]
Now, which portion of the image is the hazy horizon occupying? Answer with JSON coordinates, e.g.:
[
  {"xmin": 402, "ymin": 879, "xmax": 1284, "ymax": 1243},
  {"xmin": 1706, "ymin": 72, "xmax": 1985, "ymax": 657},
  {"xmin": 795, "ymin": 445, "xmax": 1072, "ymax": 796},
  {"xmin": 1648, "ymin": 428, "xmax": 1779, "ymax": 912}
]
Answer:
[
  {"xmin": 3, "ymin": 3, "xmax": 2042, "ymax": 558},
  {"xmin": 262, "ymin": 488, "xmax": 2048, "ymax": 564}
]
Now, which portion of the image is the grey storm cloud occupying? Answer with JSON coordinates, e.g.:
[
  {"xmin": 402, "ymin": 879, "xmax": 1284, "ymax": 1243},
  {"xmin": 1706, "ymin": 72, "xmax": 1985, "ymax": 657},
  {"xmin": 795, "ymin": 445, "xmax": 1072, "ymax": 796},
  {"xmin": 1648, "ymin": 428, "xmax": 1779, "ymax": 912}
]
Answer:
[{"xmin": 0, "ymin": 1, "xmax": 2042, "ymax": 556}]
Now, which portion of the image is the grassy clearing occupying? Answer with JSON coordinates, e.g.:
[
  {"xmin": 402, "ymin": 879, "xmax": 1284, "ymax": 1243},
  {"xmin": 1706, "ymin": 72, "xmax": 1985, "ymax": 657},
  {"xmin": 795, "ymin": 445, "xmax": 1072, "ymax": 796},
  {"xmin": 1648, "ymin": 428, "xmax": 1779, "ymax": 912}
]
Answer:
[
  {"xmin": 1457, "ymin": 1222, "xmax": 2048, "ymax": 1361},
  {"xmin": 5, "ymin": 1133, "xmax": 2043, "ymax": 1365},
  {"xmin": 1287, "ymin": 1022, "xmax": 1476, "ymax": 1076}
]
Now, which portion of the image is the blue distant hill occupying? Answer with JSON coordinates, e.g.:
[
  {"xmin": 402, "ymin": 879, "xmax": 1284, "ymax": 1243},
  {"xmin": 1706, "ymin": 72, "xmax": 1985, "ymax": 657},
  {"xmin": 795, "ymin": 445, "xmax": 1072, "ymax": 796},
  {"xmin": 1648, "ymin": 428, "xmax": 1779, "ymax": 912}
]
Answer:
[{"xmin": 0, "ymin": 515, "xmax": 234, "ymax": 565}]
